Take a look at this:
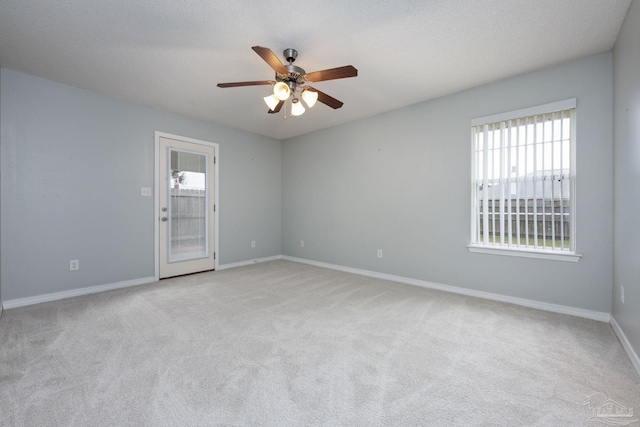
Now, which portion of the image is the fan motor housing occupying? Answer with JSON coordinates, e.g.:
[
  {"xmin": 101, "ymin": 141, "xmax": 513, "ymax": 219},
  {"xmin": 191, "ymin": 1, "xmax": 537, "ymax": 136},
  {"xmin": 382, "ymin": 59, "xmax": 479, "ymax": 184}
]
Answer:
[
  {"xmin": 276, "ymin": 64, "xmax": 307, "ymax": 89},
  {"xmin": 286, "ymin": 65, "xmax": 306, "ymax": 80}
]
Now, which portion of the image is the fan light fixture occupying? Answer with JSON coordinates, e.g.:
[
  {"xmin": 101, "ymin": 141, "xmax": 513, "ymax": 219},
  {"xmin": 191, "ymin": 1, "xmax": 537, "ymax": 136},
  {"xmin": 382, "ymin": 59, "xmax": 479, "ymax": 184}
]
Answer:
[
  {"xmin": 301, "ymin": 89, "xmax": 318, "ymax": 108},
  {"xmin": 263, "ymin": 85, "xmax": 319, "ymax": 116},
  {"xmin": 273, "ymin": 82, "xmax": 290, "ymax": 101},
  {"xmin": 291, "ymin": 98, "xmax": 305, "ymax": 116},
  {"xmin": 263, "ymin": 94, "xmax": 280, "ymax": 111}
]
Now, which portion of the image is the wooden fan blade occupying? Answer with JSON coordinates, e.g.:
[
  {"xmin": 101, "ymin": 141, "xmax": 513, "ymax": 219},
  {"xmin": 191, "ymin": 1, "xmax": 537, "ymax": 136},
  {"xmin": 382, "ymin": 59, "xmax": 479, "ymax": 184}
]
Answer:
[
  {"xmin": 304, "ymin": 65, "xmax": 358, "ymax": 83},
  {"xmin": 217, "ymin": 80, "xmax": 274, "ymax": 88},
  {"xmin": 252, "ymin": 46, "xmax": 287, "ymax": 75},
  {"xmin": 307, "ymin": 87, "xmax": 344, "ymax": 109},
  {"xmin": 268, "ymin": 100, "xmax": 285, "ymax": 114}
]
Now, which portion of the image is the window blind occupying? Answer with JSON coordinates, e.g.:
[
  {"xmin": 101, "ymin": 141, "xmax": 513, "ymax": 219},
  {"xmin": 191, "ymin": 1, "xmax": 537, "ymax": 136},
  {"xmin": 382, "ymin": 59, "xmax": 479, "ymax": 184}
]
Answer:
[{"xmin": 471, "ymin": 105, "xmax": 576, "ymax": 252}]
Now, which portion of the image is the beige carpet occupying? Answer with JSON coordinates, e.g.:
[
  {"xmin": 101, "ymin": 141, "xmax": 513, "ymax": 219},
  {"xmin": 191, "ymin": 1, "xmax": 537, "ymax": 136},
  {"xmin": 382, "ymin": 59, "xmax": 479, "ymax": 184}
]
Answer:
[{"xmin": 1, "ymin": 260, "xmax": 638, "ymax": 426}]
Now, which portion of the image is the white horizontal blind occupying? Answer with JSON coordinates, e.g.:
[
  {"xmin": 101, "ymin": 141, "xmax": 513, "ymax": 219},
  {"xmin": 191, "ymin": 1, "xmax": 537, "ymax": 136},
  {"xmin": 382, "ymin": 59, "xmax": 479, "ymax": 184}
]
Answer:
[{"xmin": 471, "ymin": 103, "xmax": 576, "ymax": 252}]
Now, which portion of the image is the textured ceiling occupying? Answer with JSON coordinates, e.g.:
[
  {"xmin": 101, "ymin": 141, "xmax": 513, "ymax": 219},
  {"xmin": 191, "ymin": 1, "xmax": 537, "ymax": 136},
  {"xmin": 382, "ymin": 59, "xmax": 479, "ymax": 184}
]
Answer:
[{"xmin": 0, "ymin": 0, "xmax": 631, "ymax": 140}]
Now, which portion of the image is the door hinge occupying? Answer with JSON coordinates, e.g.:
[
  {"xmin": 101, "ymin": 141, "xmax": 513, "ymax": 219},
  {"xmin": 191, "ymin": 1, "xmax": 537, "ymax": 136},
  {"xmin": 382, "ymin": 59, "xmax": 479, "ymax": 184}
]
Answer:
[
  {"xmin": 214, "ymin": 156, "xmax": 216, "ymax": 164},
  {"xmin": 214, "ymin": 204, "xmax": 216, "ymax": 212},
  {"xmin": 214, "ymin": 252, "xmax": 216, "ymax": 260}
]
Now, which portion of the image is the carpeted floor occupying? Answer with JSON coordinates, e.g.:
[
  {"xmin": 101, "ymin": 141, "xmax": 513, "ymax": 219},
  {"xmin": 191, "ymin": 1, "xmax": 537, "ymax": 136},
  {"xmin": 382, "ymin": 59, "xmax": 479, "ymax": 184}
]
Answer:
[{"xmin": 1, "ymin": 260, "xmax": 638, "ymax": 426}]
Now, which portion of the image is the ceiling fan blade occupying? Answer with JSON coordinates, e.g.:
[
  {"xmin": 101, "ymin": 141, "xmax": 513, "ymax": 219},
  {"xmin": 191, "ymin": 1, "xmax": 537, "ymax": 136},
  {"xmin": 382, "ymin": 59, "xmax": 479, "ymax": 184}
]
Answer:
[
  {"xmin": 307, "ymin": 87, "xmax": 344, "ymax": 109},
  {"xmin": 217, "ymin": 80, "xmax": 274, "ymax": 88},
  {"xmin": 252, "ymin": 46, "xmax": 287, "ymax": 75},
  {"xmin": 304, "ymin": 65, "xmax": 358, "ymax": 83},
  {"xmin": 268, "ymin": 100, "xmax": 285, "ymax": 114}
]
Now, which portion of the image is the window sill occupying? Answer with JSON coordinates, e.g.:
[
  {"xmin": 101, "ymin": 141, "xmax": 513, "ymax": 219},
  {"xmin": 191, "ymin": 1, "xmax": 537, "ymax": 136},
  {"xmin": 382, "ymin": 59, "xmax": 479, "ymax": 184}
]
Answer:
[{"xmin": 467, "ymin": 245, "xmax": 582, "ymax": 262}]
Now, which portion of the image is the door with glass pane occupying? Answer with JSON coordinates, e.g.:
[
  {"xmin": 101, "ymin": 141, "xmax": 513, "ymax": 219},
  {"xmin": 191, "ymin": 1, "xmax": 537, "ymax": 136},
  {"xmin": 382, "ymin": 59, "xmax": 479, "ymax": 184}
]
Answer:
[{"xmin": 158, "ymin": 136, "xmax": 215, "ymax": 279}]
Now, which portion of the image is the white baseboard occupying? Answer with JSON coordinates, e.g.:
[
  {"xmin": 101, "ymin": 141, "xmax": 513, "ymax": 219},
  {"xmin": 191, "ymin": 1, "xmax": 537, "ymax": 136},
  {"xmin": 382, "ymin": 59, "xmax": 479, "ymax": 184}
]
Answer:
[
  {"xmin": 217, "ymin": 255, "xmax": 283, "ymax": 271},
  {"xmin": 3, "ymin": 276, "xmax": 156, "ymax": 309},
  {"xmin": 610, "ymin": 316, "xmax": 640, "ymax": 377},
  {"xmin": 2, "ymin": 254, "xmax": 613, "ymax": 327},
  {"xmin": 3, "ymin": 254, "xmax": 285, "ymax": 309},
  {"xmin": 282, "ymin": 256, "xmax": 611, "ymax": 323}
]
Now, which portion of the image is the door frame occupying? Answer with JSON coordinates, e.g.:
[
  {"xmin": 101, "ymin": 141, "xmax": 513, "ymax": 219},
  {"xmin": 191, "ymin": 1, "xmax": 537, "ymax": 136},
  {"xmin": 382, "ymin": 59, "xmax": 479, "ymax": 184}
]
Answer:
[{"xmin": 154, "ymin": 131, "xmax": 219, "ymax": 280}]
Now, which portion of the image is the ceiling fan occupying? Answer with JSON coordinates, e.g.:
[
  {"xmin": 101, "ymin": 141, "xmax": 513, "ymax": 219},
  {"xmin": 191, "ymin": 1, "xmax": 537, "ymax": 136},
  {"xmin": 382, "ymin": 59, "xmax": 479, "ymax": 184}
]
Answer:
[{"xmin": 217, "ymin": 46, "xmax": 358, "ymax": 117}]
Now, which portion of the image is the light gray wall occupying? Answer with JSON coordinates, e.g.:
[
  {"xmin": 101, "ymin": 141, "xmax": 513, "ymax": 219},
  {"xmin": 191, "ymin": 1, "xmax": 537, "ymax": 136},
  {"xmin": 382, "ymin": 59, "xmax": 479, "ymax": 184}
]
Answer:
[
  {"xmin": 1, "ymin": 68, "xmax": 281, "ymax": 301},
  {"xmin": 613, "ymin": 1, "xmax": 640, "ymax": 356},
  {"xmin": 282, "ymin": 53, "xmax": 613, "ymax": 313},
  {"xmin": 0, "ymin": 67, "xmax": 2, "ymax": 311}
]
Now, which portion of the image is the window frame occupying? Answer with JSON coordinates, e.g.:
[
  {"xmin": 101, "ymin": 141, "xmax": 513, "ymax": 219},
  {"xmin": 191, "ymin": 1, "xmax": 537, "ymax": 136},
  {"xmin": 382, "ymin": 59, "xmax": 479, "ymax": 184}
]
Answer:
[{"xmin": 467, "ymin": 99, "xmax": 581, "ymax": 262}]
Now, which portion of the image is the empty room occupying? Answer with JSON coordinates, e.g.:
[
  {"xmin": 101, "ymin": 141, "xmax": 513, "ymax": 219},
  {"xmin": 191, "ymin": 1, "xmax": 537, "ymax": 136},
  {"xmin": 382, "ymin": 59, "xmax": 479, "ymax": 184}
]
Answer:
[{"xmin": 1, "ymin": 1, "xmax": 639, "ymax": 425}]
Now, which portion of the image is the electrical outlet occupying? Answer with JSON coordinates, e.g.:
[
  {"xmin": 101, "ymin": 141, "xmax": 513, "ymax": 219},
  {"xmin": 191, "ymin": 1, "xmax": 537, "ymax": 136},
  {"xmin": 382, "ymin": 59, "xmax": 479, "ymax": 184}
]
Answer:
[
  {"xmin": 140, "ymin": 187, "xmax": 152, "ymax": 197},
  {"xmin": 70, "ymin": 259, "xmax": 80, "ymax": 271},
  {"xmin": 621, "ymin": 286, "xmax": 625, "ymax": 304},
  {"xmin": 300, "ymin": 240, "xmax": 304, "ymax": 247},
  {"xmin": 251, "ymin": 240, "xmax": 256, "ymax": 248},
  {"xmin": 377, "ymin": 249, "xmax": 383, "ymax": 259}
]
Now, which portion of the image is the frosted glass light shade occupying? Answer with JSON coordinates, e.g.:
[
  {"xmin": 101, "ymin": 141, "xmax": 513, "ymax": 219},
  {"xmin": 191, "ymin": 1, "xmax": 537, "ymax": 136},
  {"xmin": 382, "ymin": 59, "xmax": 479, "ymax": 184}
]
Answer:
[
  {"xmin": 263, "ymin": 94, "xmax": 279, "ymax": 111},
  {"xmin": 301, "ymin": 89, "xmax": 318, "ymax": 108},
  {"xmin": 273, "ymin": 82, "xmax": 290, "ymax": 101},
  {"xmin": 291, "ymin": 98, "xmax": 305, "ymax": 116}
]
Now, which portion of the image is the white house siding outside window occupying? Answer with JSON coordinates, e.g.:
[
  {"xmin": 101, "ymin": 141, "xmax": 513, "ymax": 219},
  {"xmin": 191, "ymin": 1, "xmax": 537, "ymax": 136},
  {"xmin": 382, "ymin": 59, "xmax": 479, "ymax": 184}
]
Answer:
[{"xmin": 468, "ymin": 99, "xmax": 580, "ymax": 262}]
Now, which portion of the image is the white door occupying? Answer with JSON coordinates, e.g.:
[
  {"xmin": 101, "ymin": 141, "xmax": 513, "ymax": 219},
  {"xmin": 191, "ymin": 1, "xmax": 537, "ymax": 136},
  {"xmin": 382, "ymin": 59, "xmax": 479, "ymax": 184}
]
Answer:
[{"xmin": 157, "ymin": 135, "xmax": 216, "ymax": 279}]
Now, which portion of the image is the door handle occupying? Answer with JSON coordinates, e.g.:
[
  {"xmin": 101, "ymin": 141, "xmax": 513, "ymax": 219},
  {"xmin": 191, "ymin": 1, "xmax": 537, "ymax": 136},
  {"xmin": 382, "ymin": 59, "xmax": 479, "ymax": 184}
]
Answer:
[
  {"xmin": 161, "ymin": 217, "xmax": 168, "ymax": 222},
  {"xmin": 162, "ymin": 207, "xmax": 168, "ymax": 212}
]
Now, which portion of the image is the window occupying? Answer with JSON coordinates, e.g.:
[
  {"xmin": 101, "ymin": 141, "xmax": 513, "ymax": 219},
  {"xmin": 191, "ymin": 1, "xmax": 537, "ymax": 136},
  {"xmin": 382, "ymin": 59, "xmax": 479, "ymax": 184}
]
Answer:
[{"xmin": 468, "ymin": 99, "xmax": 580, "ymax": 262}]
